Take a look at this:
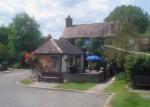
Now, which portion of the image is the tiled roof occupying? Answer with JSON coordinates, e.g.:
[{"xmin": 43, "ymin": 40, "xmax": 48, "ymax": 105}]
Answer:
[
  {"xmin": 34, "ymin": 39, "xmax": 83, "ymax": 54},
  {"xmin": 60, "ymin": 22, "xmax": 118, "ymax": 38},
  {"xmin": 53, "ymin": 39, "xmax": 83, "ymax": 54}
]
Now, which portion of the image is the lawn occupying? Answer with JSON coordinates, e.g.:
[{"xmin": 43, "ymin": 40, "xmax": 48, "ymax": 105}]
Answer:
[
  {"xmin": 20, "ymin": 79, "xmax": 33, "ymax": 85},
  {"xmin": 55, "ymin": 83, "xmax": 96, "ymax": 91},
  {"xmin": 104, "ymin": 80, "xmax": 150, "ymax": 107}
]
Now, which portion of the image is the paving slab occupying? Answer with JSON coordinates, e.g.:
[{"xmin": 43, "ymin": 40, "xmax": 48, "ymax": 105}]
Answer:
[{"xmin": 86, "ymin": 77, "xmax": 115, "ymax": 94}]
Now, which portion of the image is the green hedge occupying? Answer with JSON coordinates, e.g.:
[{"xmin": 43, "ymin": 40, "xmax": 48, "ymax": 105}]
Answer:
[
  {"xmin": 103, "ymin": 45, "xmax": 126, "ymax": 71},
  {"xmin": 125, "ymin": 53, "xmax": 150, "ymax": 79}
]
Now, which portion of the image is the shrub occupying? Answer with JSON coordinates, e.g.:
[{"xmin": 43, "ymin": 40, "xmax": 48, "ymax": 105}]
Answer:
[
  {"xmin": 10, "ymin": 62, "xmax": 21, "ymax": 68},
  {"xmin": 116, "ymin": 72, "xmax": 127, "ymax": 81},
  {"xmin": 103, "ymin": 46, "xmax": 126, "ymax": 72},
  {"xmin": 125, "ymin": 53, "xmax": 150, "ymax": 79}
]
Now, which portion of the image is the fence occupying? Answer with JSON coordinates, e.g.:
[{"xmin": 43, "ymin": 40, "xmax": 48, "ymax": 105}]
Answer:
[{"xmin": 104, "ymin": 45, "xmax": 150, "ymax": 87}]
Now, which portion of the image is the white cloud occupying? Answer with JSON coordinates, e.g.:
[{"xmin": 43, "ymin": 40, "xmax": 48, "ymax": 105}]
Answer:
[
  {"xmin": 120, "ymin": 0, "xmax": 134, "ymax": 5},
  {"xmin": 87, "ymin": 0, "xmax": 110, "ymax": 12},
  {"xmin": 0, "ymin": 0, "xmax": 148, "ymax": 38}
]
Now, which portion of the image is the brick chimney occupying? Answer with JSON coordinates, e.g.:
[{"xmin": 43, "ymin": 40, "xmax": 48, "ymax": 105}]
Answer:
[
  {"xmin": 66, "ymin": 15, "xmax": 72, "ymax": 27},
  {"xmin": 47, "ymin": 34, "xmax": 52, "ymax": 40}
]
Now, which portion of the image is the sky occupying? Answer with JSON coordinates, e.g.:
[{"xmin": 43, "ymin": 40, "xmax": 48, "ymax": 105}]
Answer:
[{"xmin": 0, "ymin": 0, "xmax": 149, "ymax": 38}]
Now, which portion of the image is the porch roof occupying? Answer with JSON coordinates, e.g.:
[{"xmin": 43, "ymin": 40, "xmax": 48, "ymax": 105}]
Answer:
[{"xmin": 34, "ymin": 39, "xmax": 83, "ymax": 55}]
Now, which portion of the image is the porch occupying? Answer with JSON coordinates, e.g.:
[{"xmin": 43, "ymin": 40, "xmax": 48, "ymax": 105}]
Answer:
[{"xmin": 36, "ymin": 54, "xmax": 84, "ymax": 82}]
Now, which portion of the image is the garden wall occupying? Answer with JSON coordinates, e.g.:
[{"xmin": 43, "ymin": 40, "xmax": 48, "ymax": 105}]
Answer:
[{"xmin": 62, "ymin": 71, "xmax": 104, "ymax": 83}]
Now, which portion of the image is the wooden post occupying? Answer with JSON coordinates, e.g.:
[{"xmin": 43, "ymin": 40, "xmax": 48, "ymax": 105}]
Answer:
[{"xmin": 80, "ymin": 55, "xmax": 84, "ymax": 69}]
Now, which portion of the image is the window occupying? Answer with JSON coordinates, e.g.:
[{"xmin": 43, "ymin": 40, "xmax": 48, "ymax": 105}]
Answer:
[
  {"xmin": 69, "ymin": 57, "xmax": 74, "ymax": 66},
  {"xmin": 84, "ymin": 38, "xmax": 91, "ymax": 45},
  {"xmin": 51, "ymin": 56, "xmax": 59, "ymax": 69}
]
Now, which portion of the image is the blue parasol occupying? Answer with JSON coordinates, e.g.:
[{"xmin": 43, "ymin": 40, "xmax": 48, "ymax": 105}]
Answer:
[{"xmin": 87, "ymin": 55, "xmax": 102, "ymax": 61}]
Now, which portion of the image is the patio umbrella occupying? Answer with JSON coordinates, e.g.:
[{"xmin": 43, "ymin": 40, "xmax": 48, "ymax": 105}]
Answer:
[
  {"xmin": 86, "ymin": 55, "xmax": 102, "ymax": 70},
  {"xmin": 86, "ymin": 55, "xmax": 102, "ymax": 61}
]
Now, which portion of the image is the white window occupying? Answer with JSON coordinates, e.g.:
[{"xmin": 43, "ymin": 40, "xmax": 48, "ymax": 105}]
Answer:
[{"xmin": 51, "ymin": 56, "xmax": 59, "ymax": 70}]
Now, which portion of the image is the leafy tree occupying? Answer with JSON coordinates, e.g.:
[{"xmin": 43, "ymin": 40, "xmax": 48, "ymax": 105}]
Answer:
[
  {"xmin": 91, "ymin": 38, "xmax": 104, "ymax": 54},
  {"xmin": 110, "ymin": 21, "xmax": 138, "ymax": 52},
  {"xmin": 11, "ymin": 13, "xmax": 41, "ymax": 52},
  {"xmin": 104, "ymin": 21, "xmax": 138, "ymax": 74},
  {"xmin": 91, "ymin": 38, "xmax": 99, "ymax": 51},
  {"xmin": 75, "ymin": 38, "xmax": 105, "ymax": 55},
  {"xmin": 105, "ymin": 5, "xmax": 149, "ymax": 33},
  {"xmin": 0, "ymin": 26, "xmax": 16, "ymax": 60},
  {"xmin": 0, "ymin": 26, "xmax": 9, "ymax": 45},
  {"xmin": 75, "ymin": 38, "xmax": 83, "ymax": 48}
]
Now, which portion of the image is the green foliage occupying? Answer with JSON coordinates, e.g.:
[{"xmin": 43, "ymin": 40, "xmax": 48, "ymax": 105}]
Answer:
[
  {"xmin": 103, "ymin": 46, "xmax": 126, "ymax": 69},
  {"xmin": 17, "ymin": 51, "xmax": 25, "ymax": 62},
  {"xmin": 11, "ymin": 13, "xmax": 41, "ymax": 52},
  {"xmin": 91, "ymin": 38, "xmax": 104, "ymax": 54},
  {"xmin": 105, "ymin": 5, "xmax": 149, "ymax": 33},
  {"xmin": 20, "ymin": 79, "xmax": 33, "ymax": 85},
  {"xmin": 0, "ymin": 26, "xmax": 16, "ymax": 60},
  {"xmin": 17, "ymin": 51, "xmax": 29, "ymax": 67},
  {"xmin": 0, "ymin": 43, "xmax": 15, "ymax": 60},
  {"xmin": 116, "ymin": 72, "xmax": 127, "ymax": 81},
  {"xmin": 0, "ymin": 13, "xmax": 43, "ymax": 68},
  {"xmin": 105, "ymin": 80, "xmax": 150, "ymax": 107},
  {"xmin": 91, "ymin": 38, "xmax": 99, "ymax": 50},
  {"xmin": 55, "ymin": 83, "xmax": 96, "ymax": 91},
  {"xmin": 75, "ymin": 38, "xmax": 104, "ymax": 55},
  {"xmin": 0, "ymin": 26, "xmax": 9, "ymax": 45},
  {"xmin": 75, "ymin": 38, "xmax": 83, "ymax": 48},
  {"xmin": 10, "ymin": 62, "xmax": 21, "ymax": 68},
  {"xmin": 110, "ymin": 21, "xmax": 138, "ymax": 52},
  {"xmin": 125, "ymin": 54, "xmax": 150, "ymax": 79}
]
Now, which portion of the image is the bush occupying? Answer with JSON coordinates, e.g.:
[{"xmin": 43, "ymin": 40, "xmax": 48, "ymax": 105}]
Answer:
[
  {"xmin": 103, "ymin": 46, "xmax": 126, "ymax": 71},
  {"xmin": 10, "ymin": 62, "xmax": 21, "ymax": 68},
  {"xmin": 125, "ymin": 53, "xmax": 150, "ymax": 79},
  {"xmin": 116, "ymin": 72, "xmax": 127, "ymax": 81}
]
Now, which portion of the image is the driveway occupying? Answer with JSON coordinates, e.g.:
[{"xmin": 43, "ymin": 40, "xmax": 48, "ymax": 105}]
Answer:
[{"xmin": 0, "ymin": 69, "xmax": 109, "ymax": 107}]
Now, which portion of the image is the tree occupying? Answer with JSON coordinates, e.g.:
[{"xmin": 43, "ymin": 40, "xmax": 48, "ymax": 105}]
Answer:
[
  {"xmin": 0, "ymin": 26, "xmax": 9, "ymax": 45},
  {"xmin": 0, "ymin": 26, "xmax": 16, "ymax": 61},
  {"xmin": 75, "ymin": 38, "xmax": 83, "ymax": 48},
  {"xmin": 110, "ymin": 21, "xmax": 138, "ymax": 53},
  {"xmin": 105, "ymin": 5, "xmax": 149, "ymax": 33},
  {"xmin": 11, "ymin": 13, "xmax": 41, "ymax": 52},
  {"xmin": 91, "ymin": 38, "xmax": 104, "ymax": 54}
]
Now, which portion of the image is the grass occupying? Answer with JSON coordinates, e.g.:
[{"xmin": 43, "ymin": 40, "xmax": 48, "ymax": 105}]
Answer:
[
  {"xmin": 104, "ymin": 80, "xmax": 150, "ymax": 107},
  {"xmin": 55, "ymin": 83, "xmax": 96, "ymax": 91},
  {"xmin": 20, "ymin": 79, "xmax": 33, "ymax": 85}
]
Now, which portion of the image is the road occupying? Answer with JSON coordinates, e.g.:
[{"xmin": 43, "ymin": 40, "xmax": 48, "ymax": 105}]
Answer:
[{"xmin": 0, "ymin": 70, "xmax": 109, "ymax": 107}]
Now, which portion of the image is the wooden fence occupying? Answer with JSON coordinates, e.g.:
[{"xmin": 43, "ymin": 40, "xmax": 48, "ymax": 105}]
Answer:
[{"xmin": 132, "ymin": 75, "xmax": 150, "ymax": 87}]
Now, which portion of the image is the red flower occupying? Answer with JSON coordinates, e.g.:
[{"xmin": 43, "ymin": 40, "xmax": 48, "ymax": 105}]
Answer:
[{"xmin": 24, "ymin": 52, "xmax": 31, "ymax": 62}]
